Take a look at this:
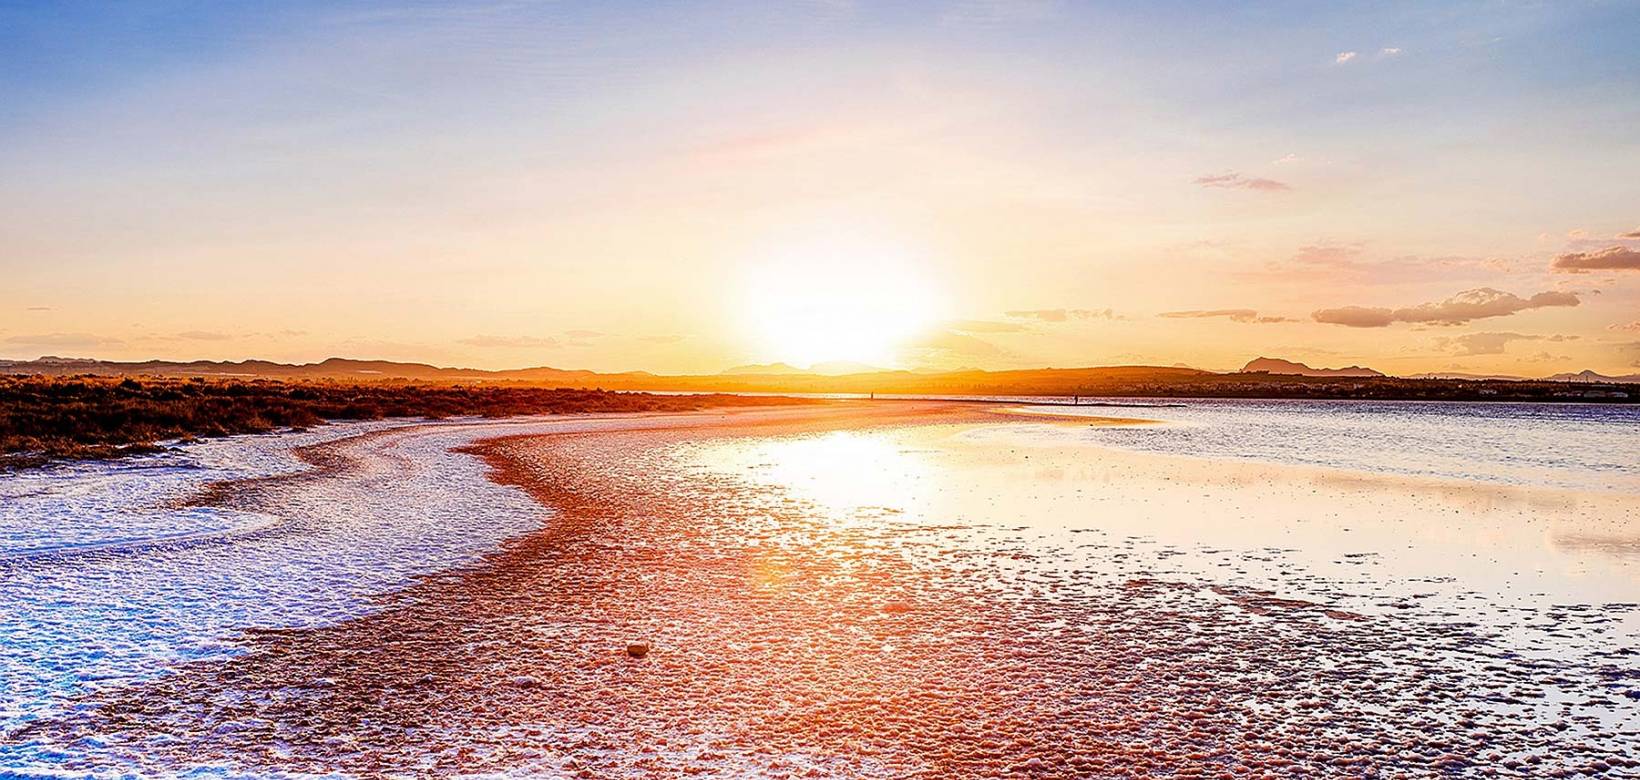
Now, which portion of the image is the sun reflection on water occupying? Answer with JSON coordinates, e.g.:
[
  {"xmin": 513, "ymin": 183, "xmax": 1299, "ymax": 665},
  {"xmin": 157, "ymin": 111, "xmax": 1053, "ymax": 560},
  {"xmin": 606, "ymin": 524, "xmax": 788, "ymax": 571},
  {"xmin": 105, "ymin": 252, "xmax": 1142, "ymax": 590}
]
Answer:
[{"xmin": 701, "ymin": 430, "xmax": 933, "ymax": 522}]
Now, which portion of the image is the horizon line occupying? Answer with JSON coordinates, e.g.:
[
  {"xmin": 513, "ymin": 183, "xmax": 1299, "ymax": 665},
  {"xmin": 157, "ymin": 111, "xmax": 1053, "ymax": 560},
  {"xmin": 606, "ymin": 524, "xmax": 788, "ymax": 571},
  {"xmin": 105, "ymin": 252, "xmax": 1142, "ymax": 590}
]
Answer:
[{"xmin": 2, "ymin": 353, "xmax": 1633, "ymax": 383}]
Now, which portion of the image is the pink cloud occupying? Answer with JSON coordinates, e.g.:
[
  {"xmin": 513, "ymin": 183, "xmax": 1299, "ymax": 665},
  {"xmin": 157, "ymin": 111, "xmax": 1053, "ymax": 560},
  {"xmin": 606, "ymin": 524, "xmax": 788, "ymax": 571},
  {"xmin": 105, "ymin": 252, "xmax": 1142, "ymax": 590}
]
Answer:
[
  {"xmin": 1312, "ymin": 306, "xmax": 1395, "ymax": 328},
  {"xmin": 1553, "ymin": 246, "xmax": 1640, "ymax": 272},
  {"xmin": 1394, "ymin": 288, "xmax": 1579, "ymax": 325},
  {"xmin": 1437, "ymin": 331, "xmax": 1575, "ymax": 357},
  {"xmin": 1314, "ymin": 288, "xmax": 1580, "ymax": 328},
  {"xmin": 1194, "ymin": 172, "xmax": 1291, "ymax": 192}
]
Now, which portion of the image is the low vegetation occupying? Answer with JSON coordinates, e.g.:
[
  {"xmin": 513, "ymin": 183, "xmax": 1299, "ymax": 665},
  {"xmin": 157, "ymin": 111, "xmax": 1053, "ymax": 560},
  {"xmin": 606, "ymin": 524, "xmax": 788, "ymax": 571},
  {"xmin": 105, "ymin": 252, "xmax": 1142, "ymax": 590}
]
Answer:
[{"xmin": 0, "ymin": 376, "xmax": 804, "ymax": 469}]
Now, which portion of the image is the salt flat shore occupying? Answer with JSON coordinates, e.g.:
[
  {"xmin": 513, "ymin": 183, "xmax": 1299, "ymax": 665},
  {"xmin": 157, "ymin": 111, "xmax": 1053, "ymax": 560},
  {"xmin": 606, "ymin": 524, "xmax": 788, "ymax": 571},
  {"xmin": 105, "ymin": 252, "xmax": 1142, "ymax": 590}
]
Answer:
[{"xmin": 5, "ymin": 401, "xmax": 1638, "ymax": 777}]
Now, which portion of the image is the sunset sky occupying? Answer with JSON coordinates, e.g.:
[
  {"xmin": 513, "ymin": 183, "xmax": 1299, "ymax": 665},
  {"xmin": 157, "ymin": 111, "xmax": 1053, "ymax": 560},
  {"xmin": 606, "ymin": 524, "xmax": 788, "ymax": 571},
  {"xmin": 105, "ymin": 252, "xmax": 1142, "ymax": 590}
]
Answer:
[{"xmin": 2, "ymin": 1, "xmax": 1637, "ymax": 376}]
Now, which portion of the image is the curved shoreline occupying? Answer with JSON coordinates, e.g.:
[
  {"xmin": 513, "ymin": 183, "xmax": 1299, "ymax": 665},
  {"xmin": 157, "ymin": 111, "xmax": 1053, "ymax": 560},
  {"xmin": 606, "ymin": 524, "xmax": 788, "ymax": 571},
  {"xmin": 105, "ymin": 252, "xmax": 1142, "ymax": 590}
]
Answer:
[
  {"xmin": 0, "ymin": 422, "xmax": 418, "ymax": 567},
  {"xmin": 7, "ymin": 401, "xmax": 1635, "ymax": 777}
]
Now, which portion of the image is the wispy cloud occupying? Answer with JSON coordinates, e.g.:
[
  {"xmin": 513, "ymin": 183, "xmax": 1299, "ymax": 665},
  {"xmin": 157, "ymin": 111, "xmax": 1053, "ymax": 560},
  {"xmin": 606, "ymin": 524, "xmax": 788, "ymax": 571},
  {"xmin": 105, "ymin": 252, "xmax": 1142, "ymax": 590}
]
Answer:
[
  {"xmin": 946, "ymin": 318, "xmax": 1029, "ymax": 334},
  {"xmin": 1552, "ymin": 246, "xmax": 1640, "ymax": 272},
  {"xmin": 1437, "ymin": 331, "xmax": 1576, "ymax": 357},
  {"xmin": 1194, "ymin": 172, "xmax": 1290, "ymax": 192},
  {"xmin": 1292, "ymin": 243, "xmax": 1365, "ymax": 265},
  {"xmin": 174, "ymin": 330, "xmax": 234, "ymax": 341},
  {"xmin": 1158, "ymin": 309, "xmax": 1294, "ymax": 323},
  {"xmin": 458, "ymin": 335, "xmax": 560, "ymax": 348},
  {"xmin": 1336, "ymin": 48, "xmax": 1400, "ymax": 65},
  {"xmin": 3, "ymin": 332, "xmax": 124, "ymax": 349},
  {"xmin": 942, "ymin": 0, "xmax": 1060, "ymax": 25},
  {"xmin": 1004, "ymin": 308, "xmax": 1119, "ymax": 322},
  {"xmin": 1314, "ymin": 288, "xmax": 1581, "ymax": 328},
  {"xmin": 1246, "ymin": 242, "xmax": 1514, "ymax": 286},
  {"xmin": 900, "ymin": 329, "xmax": 1015, "ymax": 370}
]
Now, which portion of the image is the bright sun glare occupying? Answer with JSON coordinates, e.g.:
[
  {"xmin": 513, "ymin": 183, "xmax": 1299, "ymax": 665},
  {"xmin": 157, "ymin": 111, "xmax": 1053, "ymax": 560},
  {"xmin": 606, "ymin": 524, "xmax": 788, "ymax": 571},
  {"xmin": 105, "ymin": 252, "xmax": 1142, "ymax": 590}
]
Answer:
[{"xmin": 741, "ymin": 240, "xmax": 939, "ymax": 369}]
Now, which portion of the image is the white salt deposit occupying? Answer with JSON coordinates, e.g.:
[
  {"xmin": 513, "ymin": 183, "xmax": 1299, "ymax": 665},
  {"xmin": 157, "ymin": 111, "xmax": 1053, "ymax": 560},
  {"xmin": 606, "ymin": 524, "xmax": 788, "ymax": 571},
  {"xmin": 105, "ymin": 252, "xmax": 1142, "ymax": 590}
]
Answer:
[{"xmin": 0, "ymin": 418, "xmax": 565, "ymax": 737}]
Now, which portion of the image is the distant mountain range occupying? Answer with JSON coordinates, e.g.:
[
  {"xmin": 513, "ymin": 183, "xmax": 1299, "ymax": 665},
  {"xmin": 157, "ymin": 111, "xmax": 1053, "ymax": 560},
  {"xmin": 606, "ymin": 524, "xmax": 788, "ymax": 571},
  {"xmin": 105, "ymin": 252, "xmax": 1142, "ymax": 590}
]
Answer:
[
  {"xmin": 1407, "ymin": 369, "xmax": 1640, "ymax": 383},
  {"xmin": 0, "ymin": 356, "xmax": 638, "ymax": 383},
  {"xmin": 1243, "ymin": 358, "xmax": 1640, "ymax": 383},
  {"xmin": 1, "ymin": 355, "xmax": 1634, "ymax": 391},
  {"xmin": 0, "ymin": 355, "xmax": 1207, "ymax": 386},
  {"xmin": 1543, "ymin": 369, "xmax": 1640, "ymax": 383},
  {"xmin": 1240, "ymin": 357, "xmax": 1385, "ymax": 378}
]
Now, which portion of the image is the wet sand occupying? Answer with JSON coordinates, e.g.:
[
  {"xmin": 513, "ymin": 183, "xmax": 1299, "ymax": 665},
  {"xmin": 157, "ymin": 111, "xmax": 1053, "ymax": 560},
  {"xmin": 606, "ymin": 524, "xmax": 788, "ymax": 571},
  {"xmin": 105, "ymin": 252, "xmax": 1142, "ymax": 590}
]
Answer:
[{"xmin": 11, "ymin": 402, "xmax": 1640, "ymax": 777}]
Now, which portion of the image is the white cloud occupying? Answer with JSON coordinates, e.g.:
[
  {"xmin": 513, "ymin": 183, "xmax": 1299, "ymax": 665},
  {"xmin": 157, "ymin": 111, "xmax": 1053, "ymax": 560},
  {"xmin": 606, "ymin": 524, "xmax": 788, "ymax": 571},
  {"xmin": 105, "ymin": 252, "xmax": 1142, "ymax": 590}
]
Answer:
[
  {"xmin": 1380, "ymin": 47, "xmax": 1402, "ymax": 56},
  {"xmin": 1335, "ymin": 51, "xmax": 1358, "ymax": 64}
]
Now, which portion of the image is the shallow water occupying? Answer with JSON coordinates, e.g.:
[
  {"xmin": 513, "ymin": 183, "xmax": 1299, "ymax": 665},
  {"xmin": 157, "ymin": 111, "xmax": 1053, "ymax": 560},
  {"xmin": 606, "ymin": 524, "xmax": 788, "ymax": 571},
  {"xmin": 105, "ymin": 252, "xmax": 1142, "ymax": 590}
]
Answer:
[
  {"xmin": 1014, "ymin": 399, "xmax": 1639, "ymax": 493},
  {"xmin": 682, "ymin": 420, "xmax": 1640, "ymax": 759},
  {"xmin": 691, "ymin": 421, "xmax": 1640, "ymax": 639}
]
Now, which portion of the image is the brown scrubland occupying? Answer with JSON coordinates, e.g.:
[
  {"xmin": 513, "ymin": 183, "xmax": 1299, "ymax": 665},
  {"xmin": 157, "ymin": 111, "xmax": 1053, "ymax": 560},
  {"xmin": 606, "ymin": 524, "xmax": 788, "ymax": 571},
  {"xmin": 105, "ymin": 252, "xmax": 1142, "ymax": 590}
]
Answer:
[{"xmin": 0, "ymin": 376, "xmax": 806, "ymax": 469}]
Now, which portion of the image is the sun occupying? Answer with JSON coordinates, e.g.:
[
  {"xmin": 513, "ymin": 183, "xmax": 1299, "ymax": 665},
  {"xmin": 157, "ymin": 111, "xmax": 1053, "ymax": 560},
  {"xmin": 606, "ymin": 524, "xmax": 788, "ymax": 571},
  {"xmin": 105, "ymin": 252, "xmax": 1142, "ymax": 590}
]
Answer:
[{"xmin": 739, "ymin": 239, "xmax": 940, "ymax": 369}]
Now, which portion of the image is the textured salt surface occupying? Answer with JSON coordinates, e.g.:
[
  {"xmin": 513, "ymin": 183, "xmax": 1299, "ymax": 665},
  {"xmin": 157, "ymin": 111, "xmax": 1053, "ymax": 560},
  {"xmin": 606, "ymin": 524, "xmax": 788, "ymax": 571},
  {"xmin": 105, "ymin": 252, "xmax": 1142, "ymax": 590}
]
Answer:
[
  {"xmin": 6, "ymin": 405, "xmax": 1636, "ymax": 777},
  {"xmin": 0, "ymin": 417, "xmax": 590, "ymax": 739},
  {"xmin": 0, "ymin": 422, "xmax": 392, "ymax": 558},
  {"xmin": 1016, "ymin": 399, "xmax": 1640, "ymax": 493}
]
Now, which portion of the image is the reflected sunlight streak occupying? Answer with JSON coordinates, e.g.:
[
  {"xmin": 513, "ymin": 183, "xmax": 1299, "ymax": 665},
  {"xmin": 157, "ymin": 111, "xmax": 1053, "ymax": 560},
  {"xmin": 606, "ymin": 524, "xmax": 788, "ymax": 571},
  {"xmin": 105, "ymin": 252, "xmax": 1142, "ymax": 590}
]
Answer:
[{"xmin": 722, "ymin": 431, "xmax": 934, "ymax": 520}]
